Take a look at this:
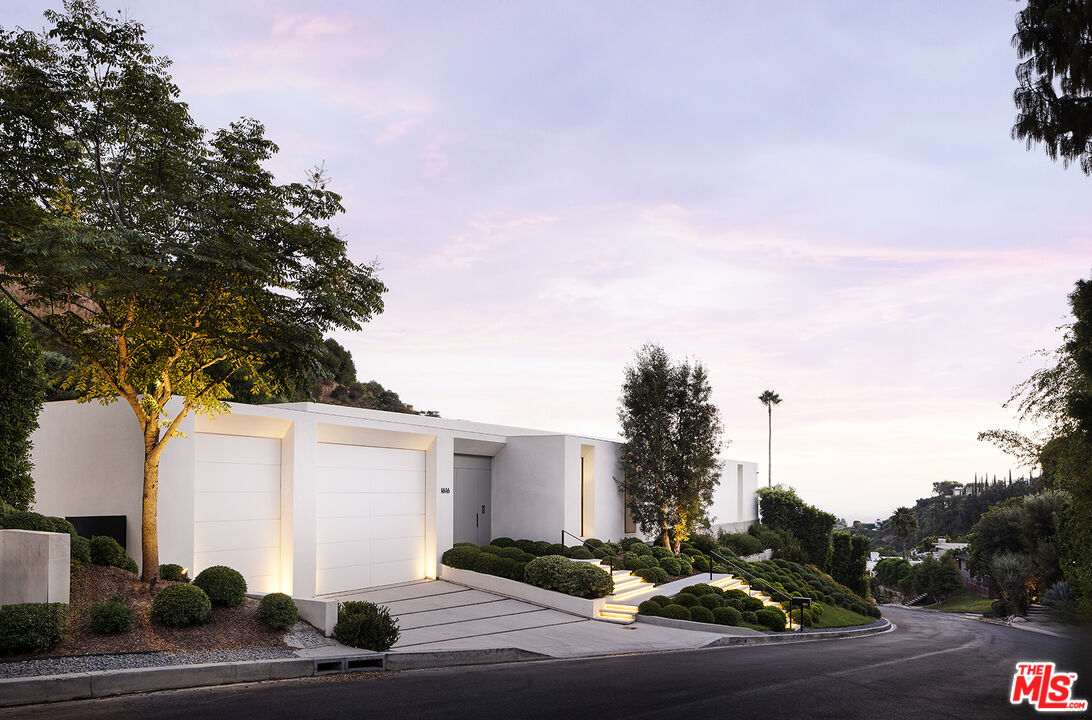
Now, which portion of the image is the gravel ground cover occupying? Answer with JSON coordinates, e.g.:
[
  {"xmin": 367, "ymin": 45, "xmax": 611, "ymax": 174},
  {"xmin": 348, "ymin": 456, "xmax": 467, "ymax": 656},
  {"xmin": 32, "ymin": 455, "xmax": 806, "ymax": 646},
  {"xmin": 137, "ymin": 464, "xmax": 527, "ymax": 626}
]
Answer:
[
  {"xmin": 0, "ymin": 648, "xmax": 298, "ymax": 679},
  {"xmin": 1, "ymin": 565, "xmax": 296, "ymax": 676}
]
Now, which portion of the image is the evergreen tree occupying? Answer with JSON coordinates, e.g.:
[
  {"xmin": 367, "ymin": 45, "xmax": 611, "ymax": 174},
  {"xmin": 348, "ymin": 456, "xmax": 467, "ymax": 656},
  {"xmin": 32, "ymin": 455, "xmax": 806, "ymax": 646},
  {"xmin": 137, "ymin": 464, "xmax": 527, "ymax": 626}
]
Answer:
[
  {"xmin": 0, "ymin": 300, "xmax": 46, "ymax": 510},
  {"xmin": 1013, "ymin": 0, "xmax": 1092, "ymax": 173},
  {"xmin": 617, "ymin": 344, "xmax": 724, "ymax": 552}
]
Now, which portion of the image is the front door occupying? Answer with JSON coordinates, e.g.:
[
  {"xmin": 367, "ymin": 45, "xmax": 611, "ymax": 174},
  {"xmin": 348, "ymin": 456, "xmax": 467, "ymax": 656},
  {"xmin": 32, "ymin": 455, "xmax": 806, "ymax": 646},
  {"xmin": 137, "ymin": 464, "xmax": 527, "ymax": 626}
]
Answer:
[{"xmin": 453, "ymin": 455, "xmax": 491, "ymax": 545}]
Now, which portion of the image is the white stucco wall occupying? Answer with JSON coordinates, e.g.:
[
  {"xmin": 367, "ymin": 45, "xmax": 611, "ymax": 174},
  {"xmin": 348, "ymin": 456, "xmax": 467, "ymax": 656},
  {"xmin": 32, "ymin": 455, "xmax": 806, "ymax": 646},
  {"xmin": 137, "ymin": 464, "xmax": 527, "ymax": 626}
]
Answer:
[
  {"xmin": 30, "ymin": 399, "xmax": 195, "ymax": 574},
  {"xmin": 490, "ymin": 435, "xmax": 567, "ymax": 543},
  {"xmin": 29, "ymin": 398, "xmax": 758, "ymax": 596},
  {"xmin": 708, "ymin": 458, "xmax": 758, "ymax": 532}
]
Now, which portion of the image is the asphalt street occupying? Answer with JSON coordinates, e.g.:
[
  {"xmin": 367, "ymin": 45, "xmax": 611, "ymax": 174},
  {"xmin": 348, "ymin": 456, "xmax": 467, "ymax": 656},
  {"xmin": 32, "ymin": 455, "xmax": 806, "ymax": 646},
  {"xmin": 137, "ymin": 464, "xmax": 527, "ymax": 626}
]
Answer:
[{"xmin": 5, "ymin": 606, "xmax": 1087, "ymax": 720}]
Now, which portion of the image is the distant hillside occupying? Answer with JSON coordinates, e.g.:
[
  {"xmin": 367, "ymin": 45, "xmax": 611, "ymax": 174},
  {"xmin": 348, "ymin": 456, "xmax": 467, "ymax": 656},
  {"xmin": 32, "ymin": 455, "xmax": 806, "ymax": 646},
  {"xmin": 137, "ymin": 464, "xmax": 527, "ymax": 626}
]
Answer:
[{"xmin": 849, "ymin": 476, "xmax": 1039, "ymax": 552}]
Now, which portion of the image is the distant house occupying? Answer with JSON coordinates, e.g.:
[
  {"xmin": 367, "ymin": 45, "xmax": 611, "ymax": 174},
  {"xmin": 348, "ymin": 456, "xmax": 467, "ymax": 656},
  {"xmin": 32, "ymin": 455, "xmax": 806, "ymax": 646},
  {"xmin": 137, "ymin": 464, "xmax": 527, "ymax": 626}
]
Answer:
[{"xmin": 30, "ymin": 399, "xmax": 758, "ymax": 597}]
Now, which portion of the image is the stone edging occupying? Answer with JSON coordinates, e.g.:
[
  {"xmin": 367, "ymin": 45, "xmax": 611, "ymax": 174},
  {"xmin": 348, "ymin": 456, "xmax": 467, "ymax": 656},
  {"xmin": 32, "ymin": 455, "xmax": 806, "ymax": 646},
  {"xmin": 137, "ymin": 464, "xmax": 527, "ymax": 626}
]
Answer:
[{"xmin": 637, "ymin": 614, "xmax": 892, "ymax": 644}]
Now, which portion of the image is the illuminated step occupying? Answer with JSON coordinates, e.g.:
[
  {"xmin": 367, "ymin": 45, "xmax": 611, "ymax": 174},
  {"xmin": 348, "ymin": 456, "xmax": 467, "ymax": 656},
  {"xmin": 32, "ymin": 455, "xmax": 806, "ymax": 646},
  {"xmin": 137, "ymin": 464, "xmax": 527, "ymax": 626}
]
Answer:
[
  {"xmin": 604, "ymin": 603, "xmax": 639, "ymax": 613},
  {"xmin": 613, "ymin": 585, "xmax": 657, "ymax": 602},
  {"xmin": 598, "ymin": 610, "xmax": 635, "ymax": 621}
]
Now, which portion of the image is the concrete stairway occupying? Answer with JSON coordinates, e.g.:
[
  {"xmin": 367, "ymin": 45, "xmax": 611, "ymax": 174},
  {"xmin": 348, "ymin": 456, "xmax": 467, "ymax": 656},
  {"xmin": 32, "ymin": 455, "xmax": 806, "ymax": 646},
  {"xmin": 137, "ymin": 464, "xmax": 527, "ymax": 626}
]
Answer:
[{"xmin": 591, "ymin": 564, "xmax": 786, "ymax": 624}]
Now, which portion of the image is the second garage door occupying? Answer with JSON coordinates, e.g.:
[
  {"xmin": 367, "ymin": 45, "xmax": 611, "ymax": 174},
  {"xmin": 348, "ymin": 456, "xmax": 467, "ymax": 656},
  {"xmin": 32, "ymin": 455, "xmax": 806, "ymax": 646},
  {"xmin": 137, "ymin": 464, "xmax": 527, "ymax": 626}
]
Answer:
[{"xmin": 315, "ymin": 444, "xmax": 426, "ymax": 594}]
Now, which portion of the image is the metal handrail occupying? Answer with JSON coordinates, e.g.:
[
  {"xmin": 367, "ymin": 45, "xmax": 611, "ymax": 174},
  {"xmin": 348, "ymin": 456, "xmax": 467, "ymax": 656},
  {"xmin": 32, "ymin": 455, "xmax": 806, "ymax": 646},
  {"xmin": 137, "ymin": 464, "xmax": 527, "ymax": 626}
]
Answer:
[
  {"xmin": 706, "ymin": 548, "xmax": 793, "ymax": 604},
  {"xmin": 705, "ymin": 548, "xmax": 807, "ymax": 631},
  {"xmin": 560, "ymin": 530, "xmax": 615, "ymax": 573}
]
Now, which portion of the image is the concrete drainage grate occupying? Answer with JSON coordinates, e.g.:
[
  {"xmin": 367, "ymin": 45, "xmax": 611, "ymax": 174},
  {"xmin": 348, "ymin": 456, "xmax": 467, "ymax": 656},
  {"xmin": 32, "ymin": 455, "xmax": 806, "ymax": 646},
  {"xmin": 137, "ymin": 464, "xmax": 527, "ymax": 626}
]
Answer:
[{"xmin": 314, "ymin": 655, "xmax": 386, "ymax": 674}]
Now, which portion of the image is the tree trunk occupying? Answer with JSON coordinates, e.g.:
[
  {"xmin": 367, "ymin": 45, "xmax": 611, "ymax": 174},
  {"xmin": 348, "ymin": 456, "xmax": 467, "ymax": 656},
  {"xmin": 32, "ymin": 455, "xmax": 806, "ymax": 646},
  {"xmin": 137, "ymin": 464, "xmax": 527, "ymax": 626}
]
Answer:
[
  {"xmin": 767, "ymin": 406, "xmax": 772, "ymax": 488},
  {"xmin": 141, "ymin": 422, "xmax": 161, "ymax": 583}
]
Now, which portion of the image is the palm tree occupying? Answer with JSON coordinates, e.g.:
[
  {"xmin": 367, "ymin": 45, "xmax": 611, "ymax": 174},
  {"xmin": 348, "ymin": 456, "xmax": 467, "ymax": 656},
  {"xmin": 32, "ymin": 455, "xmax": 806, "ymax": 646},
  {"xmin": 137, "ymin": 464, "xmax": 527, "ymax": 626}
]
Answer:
[
  {"xmin": 758, "ymin": 390, "xmax": 782, "ymax": 487},
  {"xmin": 891, "ymin": 507, "xmax": 919, "ymax": 559}
]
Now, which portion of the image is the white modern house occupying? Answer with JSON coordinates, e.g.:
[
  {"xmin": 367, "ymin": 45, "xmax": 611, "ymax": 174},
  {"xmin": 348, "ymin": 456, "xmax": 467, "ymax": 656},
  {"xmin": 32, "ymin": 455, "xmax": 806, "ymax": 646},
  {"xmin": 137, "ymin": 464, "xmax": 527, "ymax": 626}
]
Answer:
[{"xmin": 29, "ymin": 399, "xmax": 758, "ymax": 598}]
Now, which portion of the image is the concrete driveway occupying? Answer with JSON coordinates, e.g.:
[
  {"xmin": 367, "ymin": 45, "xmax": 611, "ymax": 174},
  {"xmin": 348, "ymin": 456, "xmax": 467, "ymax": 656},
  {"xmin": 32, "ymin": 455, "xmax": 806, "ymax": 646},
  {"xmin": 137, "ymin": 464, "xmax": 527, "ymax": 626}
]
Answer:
[{"xmin": 327, "ymin": 580, "xmax": 734, "ymax": 656}]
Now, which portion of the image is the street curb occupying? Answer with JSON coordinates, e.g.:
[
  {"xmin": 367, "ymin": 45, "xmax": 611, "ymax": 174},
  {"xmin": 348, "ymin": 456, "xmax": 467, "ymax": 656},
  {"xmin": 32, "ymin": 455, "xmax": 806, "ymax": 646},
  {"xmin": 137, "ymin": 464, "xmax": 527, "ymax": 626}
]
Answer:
[
  {"xmin": 0, "ymin": 657, "xmax": 318, "ymax": 708},
  {"xmin": 0, "ymin": 619, "xmax": 891, "ymax": 707},
  {"xmin": 706, "ymin": 618, "xmax": 892, "ymax": 646},
  {"xmin": 385, "ymin": 647, "xmax": 550, "ymax": 670}
]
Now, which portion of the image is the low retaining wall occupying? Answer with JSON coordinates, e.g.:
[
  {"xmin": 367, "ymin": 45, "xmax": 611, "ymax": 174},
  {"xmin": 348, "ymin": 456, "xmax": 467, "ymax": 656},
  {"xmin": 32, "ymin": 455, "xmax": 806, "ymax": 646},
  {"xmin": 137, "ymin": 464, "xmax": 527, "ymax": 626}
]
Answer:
[
  {"xmin": 439, "ymin": 565, "xmax": 608, "ymax": 618},
  {"xmin": 0, "ymin": 529, "xmax": 70, "ymax": 605}
]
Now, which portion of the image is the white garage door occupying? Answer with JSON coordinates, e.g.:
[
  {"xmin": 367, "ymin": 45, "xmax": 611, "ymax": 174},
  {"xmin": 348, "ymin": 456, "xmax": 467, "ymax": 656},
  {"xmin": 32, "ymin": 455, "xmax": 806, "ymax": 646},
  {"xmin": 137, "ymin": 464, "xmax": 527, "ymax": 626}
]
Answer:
[
  {"xmin": 315, "ymin": 444, "xmax": 425, "ymax": 594},
  {"xmin": 194, "ymin": 434, "xmax": 281, "ymax": 593}
]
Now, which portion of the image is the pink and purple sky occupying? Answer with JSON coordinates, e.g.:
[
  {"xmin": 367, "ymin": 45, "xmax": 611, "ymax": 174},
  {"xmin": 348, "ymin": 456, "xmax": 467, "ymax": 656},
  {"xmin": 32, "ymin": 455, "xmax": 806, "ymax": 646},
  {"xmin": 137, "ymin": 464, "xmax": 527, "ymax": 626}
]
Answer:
[{"xmin": 9, "ymin": 1, "xmax": 1090, "ymax": 522}]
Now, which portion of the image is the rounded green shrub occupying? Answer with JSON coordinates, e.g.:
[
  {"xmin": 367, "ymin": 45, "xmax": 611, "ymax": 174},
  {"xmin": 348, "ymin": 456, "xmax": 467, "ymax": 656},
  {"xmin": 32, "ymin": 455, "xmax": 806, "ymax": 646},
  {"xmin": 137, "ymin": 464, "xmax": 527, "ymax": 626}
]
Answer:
[
  {"xmin": 257, "ymin": 593, "xmax": 299, "ymax": 629},
  {"xmin": 193, "ymin": 565, "xmax": 247, "ymax": 607},
  {"xmin": 0, "ymin": 602, "xmax": 67, "ymax": 654},
  {"xmin": 442, "ymin": 544, "xmax": 481, "ymax": 569},
  {"xmin": 683, "ymin": 583, "xmax": 716, "ymax": 597},
  {"xmin": 637, "ymin": 600, "xmax": 662, "ymax": 616},
  {"xmin": 713, "ymin": 606, "xmax": 742, "ymax": 626},
  {"xmin": 741, "ymin": 610, "xmax": 758, "ymax": 624},
  {"xmin": 660, "ymin": 604, "xmax": 691, "ymax": 621},
  {"xmin": 619, "ymin": 536, "xmax": 644, "ymax": 550},
  {"xmin": 720, "ymin": 533, "xmax": 764, "ymax": 556},
  {"xmin": 585, "ymin": 538, "xmax": 604, "ymax": 548},
  {"xmin": 472, "ymin": 551, "xmax": 506, "ymax": 575},
  {"xmin": 334, "ymin": 601, "xmax": 400, "ymax": 651},
  {"xmin": 564, "ymin": 561, "xmax": 614, "ymax": 598},
  {"xmin": 659, "ymin": 557, "xmax": 682, "ymax": 575},
  {"xmin": 755, "ymin": 607, "xmax": 787, "ymax": 632},
  {"xmin": 528, "ymin": 541, "xmax": 552, "ymax": 556},
  {"xmin": 71, "ymin": 536, "xmax": 91, "ymax": 566},
  {"xmin": 568, "ymin": 546, "xmax": 594, "ymax": 559},
  {"xmin": 524, "ymin": 555, "xmax": 569, "ymax": 589},
  {"xmin": 691, "ymin": 555, "xmax": 710, "ymax": 572},
  {"xmin": 497, "ymin": 546, "xmax": 530, "ymax": 561},
  {"xmin": 627, "ymin": 543, "xmax": 652, "ymax": 556},
  {"xmin": 159, "ymin": 564, "xmax": 189, "ymax": 583},
  {"xmin": 673, "ymin": 593, "xmax": 700, "ymax": 608},
  {"xmin": 741, "ymin": 596, "xmax": 765, "ymax": 612},
  {"xmin": 151, "ymin": 584, "xmax": 212, "ymax": 627},
  {"xmin": 724, "ymin": 588, "xmax": 749, "ymax": 601},
  {"xmin": 635, "ymin": 566, "xmax": 668, "ymax": 584},
  {"xmin": 92, "ymin": 536, "xmax": 137, "ymax": 573},
  {"xmin": 623, "ymin": 554, "xmax": 656, "ymax": 571},
  {"xmin": 490, "ymin": 537, "xmax": 515, "ymax": 547},
  {"xmin": 689, "ymin": 605, "xmax": 715, "ymax": 624},
  {"xmin": 651, "ymin": 595, "xmax": 673, "ymax": 606},
  {"xmin": 677, "ymin": 559, "xmax": 693, "ymax": 575},
  {"xmin": 699, "ymin": 594, "xmax": 722, "ymax": 610},
  {"xmin": 480, "ymin": 544, "xmax": 504, "ymax": 555},
  {"xmin": 90, "ymin": 600, "xmax": 134, "ymax": 634},
  {"xmin": 649, "ymin": 546, "xmax": 674, "ymax": 560},
  {"xmin": 547, "ymin": 543, "xmax": 568, "ymax": 556}
]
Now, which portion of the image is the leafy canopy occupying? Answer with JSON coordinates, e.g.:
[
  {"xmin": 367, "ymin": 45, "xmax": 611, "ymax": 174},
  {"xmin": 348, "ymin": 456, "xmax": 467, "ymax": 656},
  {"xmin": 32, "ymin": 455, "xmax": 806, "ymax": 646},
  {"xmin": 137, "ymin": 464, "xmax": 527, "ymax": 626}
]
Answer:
[
  {"xmin": 0, "ymin": 1, "xmax": 386, "ymax": 579},
  {"xmin": 617, "ymin": 344, "xmax": 724, "ymax": 552},
  {"xmin": 1013, "ymin": 0, "xmax": 1092, "ymax": 173},
  {"xmin": 0, "ymin": 1, "xmax": 386, "ymax": 428}
]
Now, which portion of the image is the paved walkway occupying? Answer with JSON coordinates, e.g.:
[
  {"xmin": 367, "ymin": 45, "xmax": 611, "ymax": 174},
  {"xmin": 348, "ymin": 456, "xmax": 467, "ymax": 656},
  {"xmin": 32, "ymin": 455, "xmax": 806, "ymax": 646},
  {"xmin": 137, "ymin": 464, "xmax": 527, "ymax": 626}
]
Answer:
[{"xmin": 332, "ymin": 579, "xmax": 736, "ymax": 657}]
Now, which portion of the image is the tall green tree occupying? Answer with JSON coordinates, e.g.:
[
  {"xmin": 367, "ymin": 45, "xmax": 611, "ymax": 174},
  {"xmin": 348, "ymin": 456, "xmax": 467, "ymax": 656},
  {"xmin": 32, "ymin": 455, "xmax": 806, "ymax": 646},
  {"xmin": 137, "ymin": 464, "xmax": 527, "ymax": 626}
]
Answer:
[
  {"xmin": 758, "ymin": 389, "xmax": 782, "ymax": 487},
  {"xmin": 979, "ymin": 275, "xmax": 1092, "ymax": 612},
  {"xmin": 754, "ymin": 486, "xmax": 836, "ymax": 568},
  {"xmin": 617, "ymin": 344, "xmax": 724, "ymax": 552},
  {"xmin": 891, "ymin": 506, "xmax": 918, "ymax": 559},
  {"xmin": 0, "ymin": 300, "xmax": 47, "ymax": 510},
  {"xmin": 1013, "ymin": 0, "xmax": 1092, "ymax": 173},
  {"xmin": 0, "ymin": 2, "xmax": 386, "ymax": 581}
]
